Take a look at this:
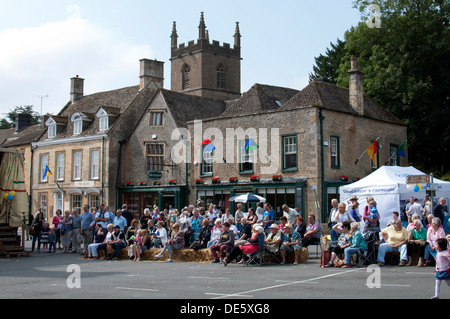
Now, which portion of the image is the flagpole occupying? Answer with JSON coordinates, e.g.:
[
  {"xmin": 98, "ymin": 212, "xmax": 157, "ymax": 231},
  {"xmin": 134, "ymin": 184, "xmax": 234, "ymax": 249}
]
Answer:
[
  {"xmin": 355, "ymin": 137, "xmax": 380, "ymax": 165},
  {"xmin": 384, "ymin": 151, "xmax": 396, "ymax": 166}
]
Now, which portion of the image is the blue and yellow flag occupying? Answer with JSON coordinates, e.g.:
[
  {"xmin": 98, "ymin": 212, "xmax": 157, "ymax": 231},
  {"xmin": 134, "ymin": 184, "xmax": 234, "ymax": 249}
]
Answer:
[
  {"xmin": 243, "ymin": 138, "xmax": 259, "ymax": 151},
  {"xmin": 43, "ymin": 165, "xmax": 52, "ymax": 180}
]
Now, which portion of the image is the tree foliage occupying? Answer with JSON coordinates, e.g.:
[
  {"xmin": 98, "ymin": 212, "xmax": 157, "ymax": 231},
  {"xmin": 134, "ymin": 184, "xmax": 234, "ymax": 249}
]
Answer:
[
  {"xmin": 311, "ymin": 0, "xmax": 450, "ymax": 174},
  {"xmin": 0, "ymin": 105, "xmax": 41, "ymax": 129}
]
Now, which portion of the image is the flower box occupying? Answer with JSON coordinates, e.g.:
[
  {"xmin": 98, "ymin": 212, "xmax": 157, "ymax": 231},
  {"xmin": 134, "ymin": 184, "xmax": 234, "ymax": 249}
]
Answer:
[
  {"xmin": 169, "ymin": 180, "xmax": 177, "ymax": 185},
  {"xmin": 126, "ymin": 182, "xmax": 134, "ymax": 187},
  {"xmin": 195, "ymin": 179, "xmax": 204, "ymax": 185},
  {"xmin": 211, "ymin": 177, "xmax": 221, "ymax": 184},
  {"xmin": 272, "ymin": 175, "xmax": 283, "ymax": 181},
  {"xmin": 250, "ymin": 176, "xmax": 260, "ymax": 182},
  {"xmin": 153, "ymin": 181, "xmax": 161, "ymax": 186},
  {"xmin": 229, "ymin": 177, "xmax": 239, "ymax": 183},
  {"xmin": 339, "ymin": 175, "xmax": 349, "ymax": 182},
  {"xmin": 351, "ymin": 177, "xmax": 360, "ymax": 182},
  {"xmin": 139, "ymin": 181, "xmax": 148, "ymax": 186}
]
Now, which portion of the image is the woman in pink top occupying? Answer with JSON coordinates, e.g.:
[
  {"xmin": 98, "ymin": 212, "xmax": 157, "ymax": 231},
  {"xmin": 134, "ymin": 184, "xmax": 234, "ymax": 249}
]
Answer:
[
  {"xmin": 424, "ymin": 217, "xmax": 446, "ymax": 267},
  {"xmin": 221, "ymin": 226, "xmax": 264, "ymax": 266},
  {"xmin": 52, "ymin": 209, "xmax": 63, "ymax": 249}
]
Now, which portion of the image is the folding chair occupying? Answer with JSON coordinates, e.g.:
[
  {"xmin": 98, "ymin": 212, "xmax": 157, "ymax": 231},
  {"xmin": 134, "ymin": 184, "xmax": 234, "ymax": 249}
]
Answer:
[
  {"xmin": 355, "ymin": 237, "xmax": 379, "ymax": 267},
  {"xmin": 243, "ymin": 233, "xmax": 265, "ymax": 267},
  {"xmin": 264, "ymin": 233, "xmax": 283, "ymax": 264}
]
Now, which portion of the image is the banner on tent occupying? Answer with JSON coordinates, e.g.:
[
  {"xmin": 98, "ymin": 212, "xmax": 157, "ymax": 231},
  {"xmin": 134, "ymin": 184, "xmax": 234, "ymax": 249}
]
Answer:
[{"xmin": 341, "ymin": 186, "xmax": 398, "ymax": 196}]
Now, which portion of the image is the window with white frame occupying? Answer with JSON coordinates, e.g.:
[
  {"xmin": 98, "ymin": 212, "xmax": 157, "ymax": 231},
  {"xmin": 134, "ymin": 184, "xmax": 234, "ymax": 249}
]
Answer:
[
  {"xmin": 99, "ymin": 116, "xmax": 109, "ymax": 131},
  {"xmin": 89, "ymin": 194, "xmax": 100, "ymax": 210},
  {"xmin": 90, "ymin": 149, "xmax": 100, "ymax": 180},
  {"xmin": 73, "ymin": 151, "xmax": 82, "ymax": 180},
  {"xmin": 48, "ymin": 124, "xmax": 57, "ymax": 138},
  {"xmin": 56, "ymin": 153, "xmax": 65, "ymax": 181},
  {"xmin": 282, "ymin": 135, "xmax": 298, "ymax": 171},
  {"xmin": 73, "ymin": 119, "xmax": 82, "ymax": 135},
  {"xmin": 40, "ymin": 154, "xmax": 49, "ymax": 182},
  {"xmin": 239, "ymin": 139, "xmax": 254, "ymax": 173},
  {"xmin": 54, "ymin": 192, "xmax": 63, "ymax": 214},
  {"xmin": 71, "ymin": 194, "xmax": 82, "ymax": 214},
  {"xmin": 201, "ymin": 144, "xmax": 213, "ymax": 176},
  {"xmin": 40, "ymin": 193, "xmax": 47, "ymax": 216}
]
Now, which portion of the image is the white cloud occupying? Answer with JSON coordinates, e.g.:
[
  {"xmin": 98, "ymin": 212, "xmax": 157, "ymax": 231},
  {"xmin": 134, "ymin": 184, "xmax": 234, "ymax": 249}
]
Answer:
[{"xmin": 0, "ymin": 4, "xmax": 152, "ymax": 116}]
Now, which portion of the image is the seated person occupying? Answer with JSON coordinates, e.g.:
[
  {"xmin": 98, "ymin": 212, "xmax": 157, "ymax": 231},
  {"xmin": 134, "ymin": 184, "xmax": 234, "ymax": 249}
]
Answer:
[
  {"xmin": 280, "ymin": 224, "xmax": 302, "ymax": 265},
  {"xmin": 155, "ymin": 223, "xmax": 185, "ymax": 262},
  {"xmin": 377, "ymin": 219, "xmax": 408, "ymax": 266},
  {"xmin": 302, "ymin": 215, "xmax": 322, "ymax": 248},
  {"xmin": 278, "ymin": 216, "xmax": 288, "ymax": 232},
  {"xmin": 324, "ymin": 221, "xmax": 351, "ymax": 267},
  {"xmin": 407, "ymin": 219, "xmax": 427, "ymax": 266},
  {"xmin": 87, "ymin": 224, "xmax": 106, "ymax": 259},
  {"xmin": 342, "ymin": 222, "xmax": 367, "ymax": 268},
  {"xmin": 110, "ymin": 225, "xmax": 127, "ymax": 260},
  {"xmin": 222, "ymin": 226, "xmax": 265, "ymax": 267},
  {"xmin": 207, "ymin": 219, "xmax": 223, "ymax": 248},
  {"xmin": 190, "ymin": 219, "xmax": 212, "ymax": 251},
  {"xmin": 152, "ymin": 221, "xmax": 167, "ymax": 248},
  {"xmin": 424, "ymin": 217, "xmax": 446, "ymax": 267},
  {"xmin": 209, "ymin": 222, "xmax": 235, "ymax": 263},
  {"xmin": 234, "ymin": 217, "xmax": 252, "ymax": 247},
  {"xmin": 265, "ymin": 224, "xmax": 283, "ymax": 253}
]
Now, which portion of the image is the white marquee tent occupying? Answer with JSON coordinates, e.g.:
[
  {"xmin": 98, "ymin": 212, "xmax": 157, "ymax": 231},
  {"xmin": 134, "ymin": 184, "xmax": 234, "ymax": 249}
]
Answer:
[{"xmin": 340, "ymin": 166, "xmax": 450, "ymax": 229}]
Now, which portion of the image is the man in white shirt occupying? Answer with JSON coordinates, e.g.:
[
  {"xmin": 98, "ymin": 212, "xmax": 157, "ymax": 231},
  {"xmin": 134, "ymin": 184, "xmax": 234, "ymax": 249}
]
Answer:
[
  {"xmin": 282, "ymin": 204, "xmax": 300, "ymax": 226},
  {"xmin": 408, "ymin": 198, "xmax": 424, "ymax": 222}
]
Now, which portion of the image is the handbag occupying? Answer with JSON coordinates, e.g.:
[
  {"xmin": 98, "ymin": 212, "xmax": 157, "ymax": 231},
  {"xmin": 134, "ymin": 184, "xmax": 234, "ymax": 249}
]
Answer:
[
  {"xmin": 320, "ymin": 250, "xmax": 331, "ymax": 267},
  {"xmin": 29, "ymin": 227, "xmax": 36, "ymax": 236}
]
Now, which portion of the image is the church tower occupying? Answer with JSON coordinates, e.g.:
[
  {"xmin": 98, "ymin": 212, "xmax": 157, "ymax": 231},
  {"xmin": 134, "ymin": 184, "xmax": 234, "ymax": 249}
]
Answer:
[{"xmin": 170, "ymin": 12, "xmax": 242, "ymax": 101}]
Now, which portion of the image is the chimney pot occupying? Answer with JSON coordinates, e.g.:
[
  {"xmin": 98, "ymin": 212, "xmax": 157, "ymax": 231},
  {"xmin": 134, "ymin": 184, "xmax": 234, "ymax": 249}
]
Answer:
[{"xmin": 140, "ymin": 59, "xmax": 164, "ymax": 90}]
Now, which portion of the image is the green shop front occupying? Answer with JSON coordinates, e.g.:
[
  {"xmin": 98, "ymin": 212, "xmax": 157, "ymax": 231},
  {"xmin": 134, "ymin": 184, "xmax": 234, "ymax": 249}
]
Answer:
[
  {"xmin": 195, "ymin": 178, "xmax": 306, "ymax": 221},
  {"xmin": 118, "ymin": 185, "xmax": 187, "ymax": 219}
]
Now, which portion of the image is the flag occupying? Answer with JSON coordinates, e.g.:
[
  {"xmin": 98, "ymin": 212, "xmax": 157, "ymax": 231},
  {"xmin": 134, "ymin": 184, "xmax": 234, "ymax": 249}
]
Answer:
[
  {"xmin": 397, "ymin": 140, "xmax": 407, "ymax": 158},
  {"xmin": 201, "ymin": 139, "xmax": 215, "ymax": 153},
  {"xmin": 243, "ymin": 138, "xmax": 259, "ymax": 151},
  {"xmin": 366, "ymin": 141, "xmax": 378, "ymax": 167},
  {"xmin": 43, "ymin": 165, "xmax": 52, "ymax": 180}
]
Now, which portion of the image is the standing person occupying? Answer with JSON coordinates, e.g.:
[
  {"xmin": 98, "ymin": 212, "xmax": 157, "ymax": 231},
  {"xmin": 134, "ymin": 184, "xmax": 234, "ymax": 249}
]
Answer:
[
  {"xmin": 190, "ymin": 208, "xmax": 203, "ymax": 244},
  {"xmin": 70, "ymin": 209, "xmax": 82, "ymax": 254},
  {"xmin": 95, "ymin": 204, "xmax": 109, "ymax": 230},
  {"xmin": 362, "ymin": 197, "xmax": 380, "ymax": 241},
  {"xmin": 423, "ymin": 196, "xmax": 432, "ymax": 223},
  {"xmin": 31, "ymin": 211, "xmax": 45, "ymax": 252},
  {"xmin": 431, "ymin": 238, "xmax": 450, "ymax": 299},
  {"xmin": 121, "ymin": 204, "xmax": 133, "ymax": 232},
  {"xmin": 52, "ymin": 209, "xmax": 63, "ymax": 249},
  {"xmin": 408, "ymin": 198, "xmax": 424, "ymax": 223},
  {"xmin": 234, "ymin": 203, "xmax": 245, "ymax": 233},
  {"xmin": 329, "ymin": 199, "xmax": 339, "ymax": 242},
  {"xmin": 60, "ymin": 210, "xmax": 73, "ymax": 254},
  {"xmin": 247, "ymin": 208, "xmax": 258, "ymax": 227},
  {"xmin": 405, "ymin": 197, "xmax": 415, "ymax": 221},
  {"xmin": 282, "ymin": 204, "xmax": 300, "ymax": 226},
  {"xmin": 113, "ymin": 209, "xmax": 128, "ymax": 232},
  {"xmin": 433, "ymin": 198, "xmax": 447, "ymax": 226},
  {"xmin": 262, "ymin": 203, "xmax": 275, "ymax": 231},
  {"xmin": 81, "ymin": 204, "xmax": 95, "ymax": 255}
]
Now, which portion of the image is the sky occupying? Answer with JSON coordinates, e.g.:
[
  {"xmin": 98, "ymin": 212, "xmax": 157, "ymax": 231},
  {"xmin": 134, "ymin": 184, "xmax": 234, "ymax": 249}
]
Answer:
[{"xmin": 0, "ymin": 0, "xmax": 364, "ymax": 119}]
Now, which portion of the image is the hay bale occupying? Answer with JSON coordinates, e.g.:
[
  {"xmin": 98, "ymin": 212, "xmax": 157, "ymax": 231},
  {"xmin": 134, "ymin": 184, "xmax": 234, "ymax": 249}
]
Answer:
[{"xmin": 118, "ymin": 247, "xmax": 214, "ymax": 262}]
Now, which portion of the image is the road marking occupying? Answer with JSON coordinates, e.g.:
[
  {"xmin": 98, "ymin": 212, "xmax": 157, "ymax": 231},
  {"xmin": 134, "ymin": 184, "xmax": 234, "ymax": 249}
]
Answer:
[
  {"xmin": 275, "ymin": 280, "xmax": 318, "ymax": 284},
  {"xmin": 364, "ymin": 283, "xmax": 411, "ymax": 287},
  {"xmin": 188, "ymin": 276, "xmax": 229, "ymax": 280},
  {"xmin": 205, "ymin": 293, "xmax": 253, "ymax": 298},
  {"xmin": 209, "ymin": 268, "xmax": 364, "ymax": 299},
  {"xmin": 116, "ymin": 287, "xmax": 158, "ymax": 292}
]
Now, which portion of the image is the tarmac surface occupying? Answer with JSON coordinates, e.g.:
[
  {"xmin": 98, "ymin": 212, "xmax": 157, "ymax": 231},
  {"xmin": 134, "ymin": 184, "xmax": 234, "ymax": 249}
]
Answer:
[{"xmin": 0, "ymin": 238, "xmax": 446, "ymax": 303}]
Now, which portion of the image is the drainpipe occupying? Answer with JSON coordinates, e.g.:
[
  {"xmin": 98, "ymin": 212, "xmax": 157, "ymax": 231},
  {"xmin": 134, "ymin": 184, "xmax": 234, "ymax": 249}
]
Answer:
[
  {"xmin": 116, "ymin": 139, "xmax": 126, "ymax": 208},
  {"xmin": 319, "ymin": 108, "xmax": 326, "ymax": 224}
]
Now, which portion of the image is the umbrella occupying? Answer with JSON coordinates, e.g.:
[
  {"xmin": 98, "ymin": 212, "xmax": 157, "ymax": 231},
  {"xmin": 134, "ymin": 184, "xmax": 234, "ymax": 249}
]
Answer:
[{"xmin": 229, "ymin": 193, "xmax": 266, "ymax": 203}]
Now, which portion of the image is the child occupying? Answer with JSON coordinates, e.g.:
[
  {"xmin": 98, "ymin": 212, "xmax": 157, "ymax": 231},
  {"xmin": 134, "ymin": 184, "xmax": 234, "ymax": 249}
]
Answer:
[
  {"xmin": 432, "ymin": 238, "xmax": 450, "ymax": 299},
  {"xmin": 40, "ymin": 222, "xmax": 51, "ymax": 253},
  {"xmin": 387, "ymin": 211, "xmax": 400, "ymax": 227},
  {"xmin": 47, "ymin": 228, "xmax": 56, "ymax": 253},
  {"xmin": 368, "ymin": 200, "xmax": 379, "ymax": 220},
  {"xmin": 132, "ymin": 229, "xmax": 144, "ymax": 262}
]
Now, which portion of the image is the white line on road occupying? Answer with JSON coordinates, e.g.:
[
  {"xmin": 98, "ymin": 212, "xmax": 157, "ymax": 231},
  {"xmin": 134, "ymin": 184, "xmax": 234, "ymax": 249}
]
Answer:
[
  {"xmin": 205, "ymin": 293, "xmax": 253, "ymax": 298},
  {"xmin": 209, "ymin": 268, "xmax": 364, "ymax": 299},
  {"xmin": 189, "ymin": 276, "xmax": 229, "ymax": 280},
  {"xmin": 116, "ymin": 287, "xmax": 158, "ymax": 292}
]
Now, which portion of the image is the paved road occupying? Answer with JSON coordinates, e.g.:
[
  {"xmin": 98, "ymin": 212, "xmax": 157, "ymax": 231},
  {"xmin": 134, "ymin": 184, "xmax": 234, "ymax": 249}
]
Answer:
[{"xmin": 0, "ymin": 239, "xmax": 445, "ymax": 303}]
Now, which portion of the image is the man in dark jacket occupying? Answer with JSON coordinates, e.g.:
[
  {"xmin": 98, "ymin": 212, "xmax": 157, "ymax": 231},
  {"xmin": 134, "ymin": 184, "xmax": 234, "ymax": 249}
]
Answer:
[{"xmin": 209, "ymin": 222, "xmax": 235, "ymax": 263}]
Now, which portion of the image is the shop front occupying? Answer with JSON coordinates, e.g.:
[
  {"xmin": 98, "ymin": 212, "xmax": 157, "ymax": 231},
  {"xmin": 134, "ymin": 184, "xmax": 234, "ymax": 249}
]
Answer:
[
  {"xmin": 195, "ymin": 178, "xmax": 306, "ymax": 221},
  {"xmin": 118, "ymin": 186, "xmax": 186, "ymax": 220}
]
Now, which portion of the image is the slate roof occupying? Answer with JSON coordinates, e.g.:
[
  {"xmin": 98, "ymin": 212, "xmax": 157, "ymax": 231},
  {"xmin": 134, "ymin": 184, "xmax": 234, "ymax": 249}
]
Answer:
[
  {"xmin": 2, "ymin": 125, "xmax": 45, "ymax": 147},
  {"xmin": 0, "ymin": 128, "xmax": 16, "ymax": 146},
  {"xmin": 219, "ymin": 83, "xmax": 300, "ymax": 117},
  {"xmin": 160, "ymin": 89, "xmax": 227, "ymax": 127},
  {"xmin": 281, "ymin": 81, "xmax": 404, "ymax": 125}
]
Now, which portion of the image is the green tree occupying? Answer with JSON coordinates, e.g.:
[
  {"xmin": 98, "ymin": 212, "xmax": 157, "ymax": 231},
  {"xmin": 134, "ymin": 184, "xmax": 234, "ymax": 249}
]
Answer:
[
  {"xmin": 311, "ymin": 0, "xmax": 450, "ymax": 174},
  {"xmin": 0, "ymin": 105, "xmax": 41, "ymax": 129},
  {"xmin": 309, "ymin": 39, "xmax": 347, "ymax": 84}
]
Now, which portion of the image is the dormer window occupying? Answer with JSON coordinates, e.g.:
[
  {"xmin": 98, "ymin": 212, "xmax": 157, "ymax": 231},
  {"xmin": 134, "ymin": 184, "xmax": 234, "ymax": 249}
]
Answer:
[
  {"xmin": 71, "ymin": 112, "xmax": 90, "ymax": 135},
  {"xmin": 45, "ymin": 118, "xmax": 57, "ymax": 139},
  {"xmin": 96, "ymin": 108, "xmax": 109, "ymax": 132}
]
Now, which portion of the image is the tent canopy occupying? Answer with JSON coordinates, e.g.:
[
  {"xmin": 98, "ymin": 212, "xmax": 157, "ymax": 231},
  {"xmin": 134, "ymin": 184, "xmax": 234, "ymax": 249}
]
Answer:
[{"xmin": 339, "ymin": 166, "xmax": 450, "ymax": 229}]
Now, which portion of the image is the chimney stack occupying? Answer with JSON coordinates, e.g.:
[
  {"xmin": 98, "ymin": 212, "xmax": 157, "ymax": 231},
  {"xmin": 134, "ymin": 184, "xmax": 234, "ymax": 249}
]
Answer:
[
  {"xmin": 348, "ymin": 56, "xmax": 364, "ymax": 116},
  {"xmin": 140, "ymin": 59, "xmax": 164, "ymax": 90},
  {"xmin": 15, "ymin": 113, "xmax": 31, "ymax": 132},
  {"xmin": 70, "ymin": 75, "xmax": 84, "ymax": 103}
]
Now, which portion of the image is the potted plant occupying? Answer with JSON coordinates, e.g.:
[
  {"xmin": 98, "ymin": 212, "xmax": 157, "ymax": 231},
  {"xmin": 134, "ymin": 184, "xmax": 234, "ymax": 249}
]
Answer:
[
  {"xmin": 169, "ymin": 179, "xmax": 177, "ymax": 185},
  {"xmin": 211, "ymin": 177, "xmax": 221, "ymax": 184},
  {"xmin": 250, "ymin": 176, "xmax": 260, "ymax": 182},
  {"xmin": 339, "ymin": 175, "xmax": 349, "ymax": 182},
  {"xmin": 195, "ymin": 178, "xmax": 204, "ymax": 185},
  {"xmin": 153, "ymin": 180, "xmax": 161, "ymax": 186},
  {"xmin": 272, "ymin": 175, "xmax": 283, "ymax": 182},
  {"xmin": 229, "ymin": 177, "xmax": 239, "ymax": 183}
]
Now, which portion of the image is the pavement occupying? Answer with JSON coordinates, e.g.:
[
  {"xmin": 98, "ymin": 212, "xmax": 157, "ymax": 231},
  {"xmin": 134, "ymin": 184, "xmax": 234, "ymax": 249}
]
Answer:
[{"xmin": 0, "ymin": 238, "xmax": 446, "ymax": 304}]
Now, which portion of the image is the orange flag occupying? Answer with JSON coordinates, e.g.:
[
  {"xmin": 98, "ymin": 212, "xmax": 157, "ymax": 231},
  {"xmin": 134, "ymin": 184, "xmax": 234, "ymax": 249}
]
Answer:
[{"xmin": 366, "ymin": 141, "xmax": 378, "ymax": 167}]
